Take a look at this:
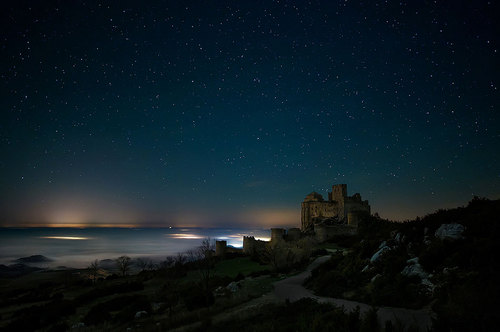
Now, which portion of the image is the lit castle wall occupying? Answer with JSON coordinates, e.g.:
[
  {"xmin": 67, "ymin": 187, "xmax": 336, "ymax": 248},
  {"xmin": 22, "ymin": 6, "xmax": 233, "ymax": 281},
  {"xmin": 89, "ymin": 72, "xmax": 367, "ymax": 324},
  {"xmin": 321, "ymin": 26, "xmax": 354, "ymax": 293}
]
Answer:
[
  {"xmin": 301, "ymin": 184, "xmax": 370, "ymax": 232},
  {"xmin": 239, "ymin": 184, "xmax": 371, "ymax": 253}
]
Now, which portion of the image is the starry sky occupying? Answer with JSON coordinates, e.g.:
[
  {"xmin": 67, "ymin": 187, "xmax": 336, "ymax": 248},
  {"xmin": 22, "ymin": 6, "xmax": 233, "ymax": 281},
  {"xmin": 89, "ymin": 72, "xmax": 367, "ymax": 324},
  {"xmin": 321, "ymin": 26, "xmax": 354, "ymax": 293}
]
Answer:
[{"xmin": 1, "ymin": 1, "xmax": 498, "ymax": 227}]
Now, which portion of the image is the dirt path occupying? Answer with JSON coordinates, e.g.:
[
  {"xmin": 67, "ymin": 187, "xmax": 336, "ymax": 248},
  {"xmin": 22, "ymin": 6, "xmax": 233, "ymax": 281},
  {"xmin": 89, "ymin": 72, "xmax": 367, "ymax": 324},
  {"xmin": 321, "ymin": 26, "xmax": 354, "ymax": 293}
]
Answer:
[
  {"xmin": 169, "ymin": 256, "xmax": 434, "ymax": 331},
  {"xmin": 273, "ymin": 255, "xmax": 434, "ymax": 331}
]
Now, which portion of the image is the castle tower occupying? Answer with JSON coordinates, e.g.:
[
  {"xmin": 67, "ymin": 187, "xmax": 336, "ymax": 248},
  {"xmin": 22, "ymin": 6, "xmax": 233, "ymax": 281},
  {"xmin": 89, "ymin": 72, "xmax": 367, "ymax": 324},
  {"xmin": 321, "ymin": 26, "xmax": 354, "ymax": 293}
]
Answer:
[
  {"xmin": 271, "ymin": 228, "xmax": 285, "ymax": 242},
  {"xmin": 215, "ymin": 240, "xmax": 227, "ymax": 256},
  {"xmin": 301, "ymin": 183, "xmax": 370, "ymax": 232},
  {"xmin": 287, "ymin": 228, "xmax": 301, "ymax": 241},
  {"xmin": 347, "ymin": 212, "xmax": 360, "ymax": 227},
  {"xmin": 330, "ymin": 184, "xmax": 347, "ymax": 202},
  {"xmin": 243, "ymin": 236, "xmax": 256, "ymax": 255}
]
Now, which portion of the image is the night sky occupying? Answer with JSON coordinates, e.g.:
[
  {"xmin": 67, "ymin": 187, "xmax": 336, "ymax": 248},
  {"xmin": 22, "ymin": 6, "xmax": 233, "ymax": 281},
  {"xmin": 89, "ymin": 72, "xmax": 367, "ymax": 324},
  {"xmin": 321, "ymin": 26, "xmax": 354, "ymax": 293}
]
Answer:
[{"xmin": 1, "ymin": 1, "xmax": 498, "ymax": 227}]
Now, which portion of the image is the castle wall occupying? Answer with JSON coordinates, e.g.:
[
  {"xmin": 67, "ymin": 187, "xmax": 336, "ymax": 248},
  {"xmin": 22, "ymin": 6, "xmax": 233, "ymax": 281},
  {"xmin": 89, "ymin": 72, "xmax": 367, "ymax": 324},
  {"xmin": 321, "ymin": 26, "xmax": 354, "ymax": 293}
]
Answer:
[
  {"xmin": 315, "ymin": 224, "xmax": 357, "ymax": 242},
  {"xmin": 347, "ymin": 212, "xmax": 360, "ymax": 227},
  {"xmin": 344, "ymin": 197, "xmax": 371, "ymax": 219},
  {"xmin": 287, "ymin": 228, "xmax": 301, "ymax": 241},
  {"xmin": 301, "ymin": 184, "xmax": 371, "ymax": 232},
  {"xmin": 271, "ymin": 228, "xmax": 285, "ymax": 242},
  {"xmin": 301, "ymin": 201, "xmax": 342, "ymax": 231},
  {"xmin": 243, "ymin": 236, "xmax": 255, "ymax": 255},
  {"xmin": 243, "ymin": 236, "xmax": 267, "ymax": 256},
  {"xmin": 215, "ymin": 240, "xmax": 227, "ymax": 256},
  {"xmin": 226, "ymin": 246, "xmax": 243, "ymax": 254},
  {"xmin": 331, "ymin": 184, "xmax": 347, "ymax": 202},
  {"xmin": 241, "ymin": 184, "xmax": 369, "ymax": 255}
]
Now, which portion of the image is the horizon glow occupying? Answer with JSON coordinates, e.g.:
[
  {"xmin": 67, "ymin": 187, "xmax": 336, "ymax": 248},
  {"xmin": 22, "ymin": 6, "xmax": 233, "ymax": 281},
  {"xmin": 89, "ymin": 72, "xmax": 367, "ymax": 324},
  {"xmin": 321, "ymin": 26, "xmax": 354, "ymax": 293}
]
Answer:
[{"xmin": 1, "ymin": 1, "xmax": 498, "ymax": 226}]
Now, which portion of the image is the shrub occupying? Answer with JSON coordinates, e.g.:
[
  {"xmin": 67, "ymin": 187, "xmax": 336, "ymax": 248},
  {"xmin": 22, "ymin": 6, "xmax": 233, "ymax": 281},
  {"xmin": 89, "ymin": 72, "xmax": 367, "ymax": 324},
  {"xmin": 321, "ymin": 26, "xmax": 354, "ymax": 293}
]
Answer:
[
  {"xmin": 8, "ymin": 299, "xmax": 75, "ymax": 331},
  {"xmin": 83, "ymin": 295, "xmax": 151, "ymax": 326},
  {"xmin": 370, "ymin": 274, "xmax": 428, "ymax": 308},
  {"xmin": 182, "ymin": 285, "xmax": 214, "ymax": 310},
  {"xmin": 74, "ymin": 281, "xmax": 143, "ymax": 305}
]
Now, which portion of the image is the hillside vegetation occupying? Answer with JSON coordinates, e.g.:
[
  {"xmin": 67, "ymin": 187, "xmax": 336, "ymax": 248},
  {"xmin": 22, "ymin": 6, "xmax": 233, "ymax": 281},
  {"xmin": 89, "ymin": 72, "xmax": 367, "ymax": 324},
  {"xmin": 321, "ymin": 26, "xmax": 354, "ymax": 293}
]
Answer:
[
  {"xmin": 305, "ymin": 198, "xmax": 500, "ymax": 331},
  {"xmin": 0, "ymin": 198, "xmax": 498, "ymax": 331}
]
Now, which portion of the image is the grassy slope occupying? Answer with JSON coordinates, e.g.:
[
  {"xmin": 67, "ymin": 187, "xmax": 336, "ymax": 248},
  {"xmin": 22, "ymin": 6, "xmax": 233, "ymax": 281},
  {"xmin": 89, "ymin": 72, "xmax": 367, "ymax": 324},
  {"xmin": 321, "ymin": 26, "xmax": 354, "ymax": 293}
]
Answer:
[{"xmin": 213, "ymin": 257, "xmax": 269, "ymax": 279}]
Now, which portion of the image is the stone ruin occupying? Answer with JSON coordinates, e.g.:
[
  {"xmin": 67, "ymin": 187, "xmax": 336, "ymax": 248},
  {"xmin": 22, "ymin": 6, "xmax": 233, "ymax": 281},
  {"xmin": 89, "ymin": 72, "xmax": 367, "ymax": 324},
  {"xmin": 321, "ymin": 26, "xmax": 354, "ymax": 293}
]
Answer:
[
  {"xmin": 224, "ymin": 184, "xmax": 372, "ymax": 254},
  {"xmin": 301, "ymin": 184, "xmax": 370, "ymax": 240}
]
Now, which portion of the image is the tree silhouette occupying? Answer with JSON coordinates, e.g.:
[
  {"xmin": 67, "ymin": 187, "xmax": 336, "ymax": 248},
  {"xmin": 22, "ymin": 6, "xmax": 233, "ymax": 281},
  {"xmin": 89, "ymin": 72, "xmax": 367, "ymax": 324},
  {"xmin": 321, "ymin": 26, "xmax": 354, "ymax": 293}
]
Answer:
[
  {"xmin": 264, "ymin": 242, "xmax": 282, "ymax": 271},
  {"xmin": 116, "ymin": 256, "xmax": 131, "ymax": 276},
  {"xmin": 88, "ymin": 259, "xmax": 99, "ymax": 284},
  {"xmin": 188, "ymin": 238, "xmax": 215, "ymax": 305},
  {"xmin": 136, "ymin": 257, "xmax": 153, "ymax": 272}
]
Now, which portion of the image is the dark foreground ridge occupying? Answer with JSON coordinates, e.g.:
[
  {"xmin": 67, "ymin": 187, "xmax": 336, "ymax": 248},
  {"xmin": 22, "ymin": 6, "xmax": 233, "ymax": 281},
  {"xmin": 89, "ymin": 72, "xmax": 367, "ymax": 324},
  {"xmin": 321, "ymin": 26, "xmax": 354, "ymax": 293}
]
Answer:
[{"xmin": 0, "ymin": 198, "xmax": 498, "ymax": 331}]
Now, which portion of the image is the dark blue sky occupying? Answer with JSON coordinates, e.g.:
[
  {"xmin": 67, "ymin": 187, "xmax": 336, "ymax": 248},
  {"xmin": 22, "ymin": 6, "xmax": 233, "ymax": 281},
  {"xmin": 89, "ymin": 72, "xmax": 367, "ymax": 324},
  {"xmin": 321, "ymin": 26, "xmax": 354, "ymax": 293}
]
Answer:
[{"xmin": 1, "ymin": 1, "xmax": 498, "ymax": 227}]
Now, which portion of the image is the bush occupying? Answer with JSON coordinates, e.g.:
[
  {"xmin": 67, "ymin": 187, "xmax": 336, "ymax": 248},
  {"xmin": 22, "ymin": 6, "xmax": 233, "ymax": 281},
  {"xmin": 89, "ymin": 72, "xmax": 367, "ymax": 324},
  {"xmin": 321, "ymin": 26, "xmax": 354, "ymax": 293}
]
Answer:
[
  {"xmin": 74, "ymin": 281, "xmax": 143, "ymax": 305},
  {"xmin": 432, "ymin": 268, "xmax": 499, "ymax": 332},
  {"xmin": 370, "ymin": 274, "xmax": 428, "ymax": 308},
  {"xmin": 234, "ymin": 272, "xmax": 245, "ymax": 281},
  {"xmin": 83, "ymin": 295, "xmax": 151, "ymax": 326},
  {"xmin": 7, "ymin": 299, "xmax": 76, "ymax": 331},
  {"xmin": 83, "ymin": 305, "xmax": 111, "ymax": 326},
  {"xmin": 248, "ymin": 269, "xmax": 271, "ymax": 278},
  {"xmin": 311, "ymin": 248, "xmax": 328, "ymax": 257},
  {"xmin": 200, "ymin": 298, "xmax": 363, "ymax": 332},
  {"xmin": 306, "ymin": 252, "xmax": 368, "ymax": 298},
  {"xmin": 182, "ymin": 285, "xmax": 214, "ymax": 310},
  {"xmin": 360, "ymin": 307, "xmax": 379, "ymax": 332}
]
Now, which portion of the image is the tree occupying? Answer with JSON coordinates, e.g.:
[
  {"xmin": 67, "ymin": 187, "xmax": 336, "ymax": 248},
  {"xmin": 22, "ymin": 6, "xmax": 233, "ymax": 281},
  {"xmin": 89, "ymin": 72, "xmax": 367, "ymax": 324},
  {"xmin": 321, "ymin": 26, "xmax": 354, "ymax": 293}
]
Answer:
[
  {"xmin": 116, "ymin": 256, "xmax": 132, "ymax": 276},
  {"xmin": 264, "ymin": 242, "xmax": 282, "ymax": 271},
  {"xmin": 88, "ymin": 259, "xmax": 99, "ymax": 284},
  {"xmin": 161, "ymin": 256, "xmax": 175, "ymax": 269},
  {"xmin": 163, "ymin": 278, "xmax": 180, "ymax": 317},
  {"xmin": 136, "ymin": 257, "xmax": 152, "ymax": 272},
  {"xmin": 189, "ymin": 238, "xmax": 216, "ymax": 306},
  {"xmin": 174, "ymin": 252, "xmax": 187, "ymax": 267}
]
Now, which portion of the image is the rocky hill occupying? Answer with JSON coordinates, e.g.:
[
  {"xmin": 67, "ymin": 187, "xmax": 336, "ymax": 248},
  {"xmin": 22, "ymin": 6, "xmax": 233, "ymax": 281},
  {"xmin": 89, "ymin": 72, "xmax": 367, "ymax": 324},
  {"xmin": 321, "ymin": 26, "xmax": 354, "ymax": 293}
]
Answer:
[{"xmin": 305, "ymin": 197, "xmax": 500, "ymax": 331}]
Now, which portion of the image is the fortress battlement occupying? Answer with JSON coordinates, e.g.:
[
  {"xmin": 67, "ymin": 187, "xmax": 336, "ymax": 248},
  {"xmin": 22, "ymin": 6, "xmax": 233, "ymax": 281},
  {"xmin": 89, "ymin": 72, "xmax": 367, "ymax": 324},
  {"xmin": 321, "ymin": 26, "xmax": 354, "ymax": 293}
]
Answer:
[
  {"xmin": 241, "ymin": 184, "xmax": 371, "ymax": 253},
  {"xmin": 301, "ymin": 184, "xmax": 370, "ymax": 233}
]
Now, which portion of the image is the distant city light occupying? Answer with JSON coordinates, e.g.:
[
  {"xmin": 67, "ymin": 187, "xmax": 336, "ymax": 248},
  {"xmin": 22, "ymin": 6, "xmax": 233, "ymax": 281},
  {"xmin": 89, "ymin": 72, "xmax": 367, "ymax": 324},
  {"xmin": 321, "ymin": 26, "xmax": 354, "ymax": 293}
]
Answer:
[
  {"xmin": 39, "ymin": 236, "xmax": 91, "ymax": 240},
  {"xmin": 168, "ymin": 233, "xmax": 204, "ymax": 240}
]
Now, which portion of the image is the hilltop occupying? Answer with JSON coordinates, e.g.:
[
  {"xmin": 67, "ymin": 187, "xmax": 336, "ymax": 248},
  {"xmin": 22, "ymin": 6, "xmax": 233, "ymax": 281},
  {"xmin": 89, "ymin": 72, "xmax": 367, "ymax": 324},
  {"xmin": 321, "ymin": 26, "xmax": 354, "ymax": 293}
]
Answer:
[
  {"xmin": 306, "ymin": 197, "xmax": 500, "ymax": 331},
  {"xmin": 0, "ymin": 198, "xmax": 498, "ymax": 331}
]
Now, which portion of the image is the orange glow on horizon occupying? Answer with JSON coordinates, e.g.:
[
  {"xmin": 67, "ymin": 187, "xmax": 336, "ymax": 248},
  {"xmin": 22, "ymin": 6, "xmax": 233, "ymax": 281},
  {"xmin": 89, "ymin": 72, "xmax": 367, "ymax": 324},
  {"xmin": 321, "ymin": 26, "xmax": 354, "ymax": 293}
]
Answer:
[
  {"xmin": 168, "ymin": 233, "xmax": 204, "ymax": 240},
  {"xmin": 39, "ymin": 236, "xmax": 92, "ymax": 240},
  {"xmin": 2, "ymin": 223, "xmax": 143, "ymax": 228}
]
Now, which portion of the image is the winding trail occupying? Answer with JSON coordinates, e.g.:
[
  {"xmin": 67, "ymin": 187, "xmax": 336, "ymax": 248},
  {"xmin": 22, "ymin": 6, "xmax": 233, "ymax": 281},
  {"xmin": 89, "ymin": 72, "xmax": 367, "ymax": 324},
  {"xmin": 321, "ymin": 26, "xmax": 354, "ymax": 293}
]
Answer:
[
  {"xmin": 169, "ymin": 256, "xmax": 434, "ymax": 331},
  {"xmin": 273, "ymin": 255, "xmax": 434, "ymax": 331}
]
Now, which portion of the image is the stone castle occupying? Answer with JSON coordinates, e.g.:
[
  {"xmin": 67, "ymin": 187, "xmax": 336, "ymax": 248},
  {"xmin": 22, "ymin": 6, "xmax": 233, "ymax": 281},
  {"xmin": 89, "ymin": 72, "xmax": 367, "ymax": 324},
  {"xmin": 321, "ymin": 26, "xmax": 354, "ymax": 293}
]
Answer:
[
  {"xmin": 301, "ymin": 184, "xmax": 370, "ymax": 237},
  {"xmin": 216, "ymin": 184, "xmax": 371, "ymax": 256}
]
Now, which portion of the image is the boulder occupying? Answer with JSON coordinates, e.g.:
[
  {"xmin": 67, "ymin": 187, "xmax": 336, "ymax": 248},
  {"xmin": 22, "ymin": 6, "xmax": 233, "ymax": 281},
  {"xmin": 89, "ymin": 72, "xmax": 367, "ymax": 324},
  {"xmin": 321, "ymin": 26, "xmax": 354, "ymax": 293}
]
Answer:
[
  {"xmin": 214, "ymin": 286, "xmax": 229, "ymax": 297},
  {"xmin": 401, "ymin": 258, "xmax": 428, "ymax": 279},
  {"xmin": 394, "ymin": 232, "xmax": 403, "ymax": 244},
  {"xmin": 435, "ymin": 223, "xmax": 465, "ymax": 240},
  {"xmin": 226, "ymin": 281, "xmax": 240, "ymax": 293},
  {"xmin": 401, "ymin": 257, "xmax": 434, "ymax": 291},
  {"xmin": 443, "ymin": 266, "xmax": 458, "ymax": 275},
  {"xmin": 135, "ymin": 311, "xmax": 148, "ymax": 319},
  {"xmin": 151, "ymin": 302, "xmax": 163, "ymax": 312},
  {"xmin": 370, "ymin": 245, "xmax": 391, "ymax": 263}
]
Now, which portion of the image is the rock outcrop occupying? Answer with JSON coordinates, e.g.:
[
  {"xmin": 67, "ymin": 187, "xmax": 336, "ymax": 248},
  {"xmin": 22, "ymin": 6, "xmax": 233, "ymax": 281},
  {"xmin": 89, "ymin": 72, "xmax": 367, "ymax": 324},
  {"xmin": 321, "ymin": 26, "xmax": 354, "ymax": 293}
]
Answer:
[{"xmin": 434, "ymin": 223, "xmax": 465, "ymax": 240}]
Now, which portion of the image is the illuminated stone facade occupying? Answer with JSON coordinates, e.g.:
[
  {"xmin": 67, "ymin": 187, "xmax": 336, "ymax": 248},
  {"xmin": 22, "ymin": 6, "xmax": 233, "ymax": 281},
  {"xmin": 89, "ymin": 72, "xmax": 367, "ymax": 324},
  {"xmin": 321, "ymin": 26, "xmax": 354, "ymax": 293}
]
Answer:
[{"xmin": 301, "ymin": 184, "xmax": 370, "ymax": 232}]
